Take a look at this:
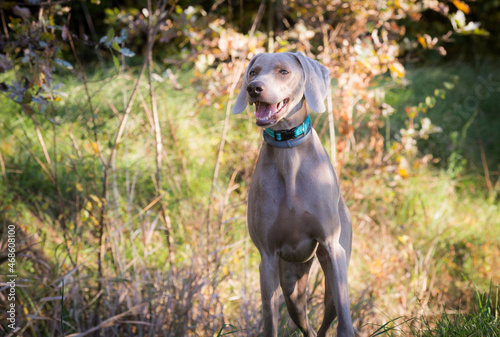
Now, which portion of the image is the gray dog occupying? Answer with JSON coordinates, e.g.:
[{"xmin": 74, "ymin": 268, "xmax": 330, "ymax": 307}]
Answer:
[{"xmin": 232, "ymin": 52, "xmax": 354, "ymax": 337}]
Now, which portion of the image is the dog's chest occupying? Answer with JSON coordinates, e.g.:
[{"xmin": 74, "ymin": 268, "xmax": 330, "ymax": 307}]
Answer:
[{"xmin": 249, "ymin": 158, "xmax": 334, "ymax": 230}]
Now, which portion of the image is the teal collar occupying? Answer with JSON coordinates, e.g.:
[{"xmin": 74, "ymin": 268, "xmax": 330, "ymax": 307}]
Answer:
[{"xmin": 263, "ymin": 115, "xmax": 312, "ymax": 148}]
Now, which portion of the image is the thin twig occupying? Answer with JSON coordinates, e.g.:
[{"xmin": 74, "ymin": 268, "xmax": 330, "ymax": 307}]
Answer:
[
  {"xmin": 81, "ymin": 1, "xmax": 105, "ymax": 68},
  {"xmin": 66, "ymin": 303, "xmax": 148, "ymax": 337},
  {"xmin": 319, "ymin": 16, "xmax": 337, "ymax": 168},
  {"xmin": 205, "ymin": 0, "xmax": 266, "ymax": 296},
  {"xmin": 107, "ymin": 0, "xmax": 176, "ymax": 170},
  {"xmin": 478, "ymin": 137, "xmax": 493, "ymax": 199},
  {"xmin": 29, "ymin": 113, "xmax": 53, "ymax": 173},
  {"xmin": 210, "ymin": 61, "xmax": 246, "ymax": 202},
  {"xmin": 159, "ymin": 90, "xmax": 189, "ymax": 195},
  {"xmin": 148, "ymin": 1, "xmax": 164, "ymax": 193},
  {"xmin": 67, "ymin": 16, "xmax": 105, "ymax": 166},
  {"xmin": 140, "ymin": 193, "xmax": 165, "ymax": 216},
  {"xmin": 219, "ymin": 167, "xmax": 241, "ymax": 238},
  {"xmin": 0, "ymin": 150, "xmax": 6, "ymax": 184},
  {"xmin": 327, "ymin": 87, "xmax": 337, "ymax": 166},
  {"xmin": 67, "ymin": 15, "xmax": 109, "ymax": 331},
  {"xmin": 146, "ymin": 0, "xmax": 175, "ymax": 268},
  {"xmin": 16, "ymin": 126, "xmax": 55, "ymax": 184},
  {"xmin": 68, "ymin": 129, "xmax": 83, "ymax": 159},
  {"xmin": 146, "ymin": 0, "xmax": 176, "ymax": 268},
  {"xmin": 0, "ymin": 8, "xmax": 9, "ymax": 39},
  {"xmin": 208, "ymin": 0, "xmax": 266, "ymax": 235}
]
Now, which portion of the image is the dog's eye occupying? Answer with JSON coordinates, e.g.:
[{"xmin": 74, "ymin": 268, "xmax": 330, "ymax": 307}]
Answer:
[
  {"xmin": 249, "ymin": 70, "xmax": 257, "ymax": 76},
  {"xmin": 279, "ymin": 69, "xmax": 289, "ymax": 75}
]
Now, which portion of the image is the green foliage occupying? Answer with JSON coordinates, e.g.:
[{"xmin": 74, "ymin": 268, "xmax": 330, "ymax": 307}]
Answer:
[{"xmin": 386, "ymin": 60, "xmax": 500, "ymax": 184}]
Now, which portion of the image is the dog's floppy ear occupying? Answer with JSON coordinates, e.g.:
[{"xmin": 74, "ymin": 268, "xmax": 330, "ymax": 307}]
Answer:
[
  {"xmin": 293, "ymin": 51, "xmax": 329, "ymax": 113},
  {"xmin": 232, "ymin": 54, "xmax": 262, "ymax": 114}
]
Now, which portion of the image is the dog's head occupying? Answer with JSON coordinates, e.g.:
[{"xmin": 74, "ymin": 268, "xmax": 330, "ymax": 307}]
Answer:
[{"xmin": 232, "ymin": 52, "xmax": 329, "ymax": 127}]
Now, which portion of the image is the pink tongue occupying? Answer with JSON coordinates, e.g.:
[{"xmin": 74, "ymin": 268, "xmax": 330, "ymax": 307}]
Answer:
[{"xmin": 255, "ymin": 102, "xmax": 278, "ymax": 120}]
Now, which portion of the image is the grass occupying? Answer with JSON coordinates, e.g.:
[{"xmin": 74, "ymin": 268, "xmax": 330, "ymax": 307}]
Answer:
[
  {"xmin": 0, "ymin": 60, "xmax": 499, "ymax": 336},
  {"xmin": 382, "ymin": 284, "xmax": 500, "ymax": 337}
]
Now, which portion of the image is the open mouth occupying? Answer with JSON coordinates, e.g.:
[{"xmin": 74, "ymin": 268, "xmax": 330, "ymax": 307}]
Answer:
[{"xmin": 253, "ymin": 98, "xmax": 290, "ymax": 126}]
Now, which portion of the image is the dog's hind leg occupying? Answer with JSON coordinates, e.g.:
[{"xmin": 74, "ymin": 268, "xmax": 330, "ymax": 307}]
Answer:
[{"xmin": 279, "ymin": 259, "xmax": 317, "ymax": 337}]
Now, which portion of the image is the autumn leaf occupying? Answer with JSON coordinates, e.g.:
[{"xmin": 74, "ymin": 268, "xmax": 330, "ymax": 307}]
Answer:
[
  {"xmin": 417, "ymin": 35, "xmax": 427, "ymax": 49},
  {"xmin": 398, "ymin": 167, "xmax": 410, "ymax": 179},
  {"xmin": 451, "ymin": 0, "xmax": 470, "ymax": 14},
  {"xmin": 90, "ymin": 142, "xmax": 100, "ymax": 155},
  {"xmin": 75, "ymin": 182, "xmax": 83, "ymax": 192}
]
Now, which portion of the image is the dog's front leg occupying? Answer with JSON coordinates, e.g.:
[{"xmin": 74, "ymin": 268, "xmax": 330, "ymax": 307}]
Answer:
[
  {"xmin": 317, "ymin": 240, "xmax": 354, "ymax": 337},
  {"xmin": 259, "ymin": 253, "xmax": 280, "ymax": 337}
]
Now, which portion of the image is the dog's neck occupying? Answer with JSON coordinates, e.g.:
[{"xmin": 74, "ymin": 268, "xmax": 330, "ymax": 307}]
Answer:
[{"xmin": 262, "ymin": 99, "xmax": 313, "ymax": 148}]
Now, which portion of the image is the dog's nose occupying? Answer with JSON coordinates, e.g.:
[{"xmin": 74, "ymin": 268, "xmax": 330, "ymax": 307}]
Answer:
[{"xmin": 247, "ymin": 81, "xmax": 265, "ymax": 98}]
